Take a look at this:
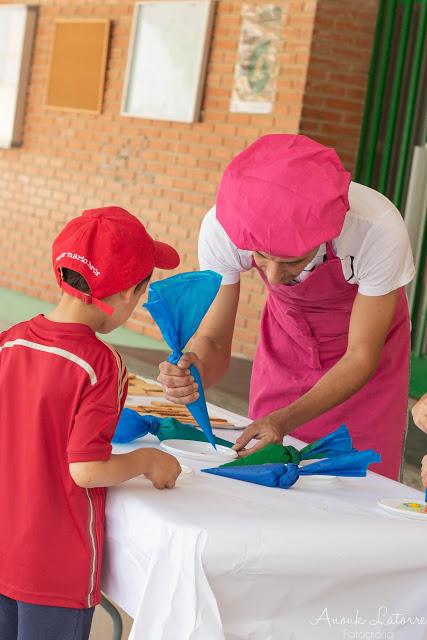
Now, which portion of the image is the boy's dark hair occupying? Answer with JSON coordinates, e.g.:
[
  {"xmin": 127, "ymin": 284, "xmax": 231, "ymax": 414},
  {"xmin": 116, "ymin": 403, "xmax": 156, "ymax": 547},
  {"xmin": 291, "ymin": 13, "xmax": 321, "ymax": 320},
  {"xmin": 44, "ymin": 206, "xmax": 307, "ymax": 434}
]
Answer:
[
  {"xmin": 61, "ymin": 268, "xmax": 90, "ymax": 293},
  {"xmin": 61, "ymin": 268, "xmax": 152, "ymax": 295}
]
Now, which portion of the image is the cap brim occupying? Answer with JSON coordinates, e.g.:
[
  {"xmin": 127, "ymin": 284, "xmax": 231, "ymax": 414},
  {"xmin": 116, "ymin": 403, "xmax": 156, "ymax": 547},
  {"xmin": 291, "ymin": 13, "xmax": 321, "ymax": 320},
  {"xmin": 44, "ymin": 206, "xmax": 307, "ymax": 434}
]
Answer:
[{"xmin": 153, "ymin": 241, "xmax": 180, "ymax": 270}]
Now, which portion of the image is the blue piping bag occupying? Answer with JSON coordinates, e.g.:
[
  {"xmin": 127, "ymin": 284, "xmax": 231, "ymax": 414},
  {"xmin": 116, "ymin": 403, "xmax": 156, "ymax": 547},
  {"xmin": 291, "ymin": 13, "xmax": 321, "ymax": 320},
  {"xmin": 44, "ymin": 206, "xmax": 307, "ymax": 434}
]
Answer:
[
  {"xmin": 113, "ymin": 409, "xmax": 159, "ymax": 443},
  {"xmin": 143, "ymin": 271, "xmax": 222, "ymax": 449},
  {"xmin": 299, "ymin": 424, "xmax": 356, "ymax": 459},
  {"xmin": 202, "ymin": 449, "xmax": 382, "ymax": 488}
]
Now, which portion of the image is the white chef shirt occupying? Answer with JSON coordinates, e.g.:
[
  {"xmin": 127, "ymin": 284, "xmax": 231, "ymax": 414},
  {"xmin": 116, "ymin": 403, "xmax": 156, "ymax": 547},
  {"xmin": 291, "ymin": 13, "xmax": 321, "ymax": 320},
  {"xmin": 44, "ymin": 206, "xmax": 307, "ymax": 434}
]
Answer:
[{"xmin": 198, "ymin": 182, "xmax": 415, "ymax": 296}]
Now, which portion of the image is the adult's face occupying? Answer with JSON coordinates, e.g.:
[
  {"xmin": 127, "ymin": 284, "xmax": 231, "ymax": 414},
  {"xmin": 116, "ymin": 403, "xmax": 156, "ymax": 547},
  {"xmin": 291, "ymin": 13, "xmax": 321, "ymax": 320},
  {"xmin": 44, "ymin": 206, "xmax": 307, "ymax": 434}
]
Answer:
[{"xmin": 253, "ymin": 247, "xmax": 319, "ymax": 285}]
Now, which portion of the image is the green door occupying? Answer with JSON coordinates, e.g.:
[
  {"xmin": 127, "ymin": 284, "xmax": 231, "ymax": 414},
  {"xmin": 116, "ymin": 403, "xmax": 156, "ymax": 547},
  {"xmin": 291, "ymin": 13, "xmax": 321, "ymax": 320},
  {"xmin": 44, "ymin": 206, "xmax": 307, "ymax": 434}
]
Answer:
[{"xmin": 355, "ymin": 0, "xmax": 427, "ymax": 398}]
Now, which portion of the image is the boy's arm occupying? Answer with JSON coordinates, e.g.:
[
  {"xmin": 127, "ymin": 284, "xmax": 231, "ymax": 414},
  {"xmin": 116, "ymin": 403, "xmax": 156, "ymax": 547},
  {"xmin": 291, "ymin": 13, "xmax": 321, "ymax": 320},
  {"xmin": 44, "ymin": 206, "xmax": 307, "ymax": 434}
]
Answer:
[
  {"xmin": 69, "ymin": 448, "xmax": 181, "ymax": 490},
  {"xmin": 69, "ymin": 351, "xmax": 180, "ymax": 490}
]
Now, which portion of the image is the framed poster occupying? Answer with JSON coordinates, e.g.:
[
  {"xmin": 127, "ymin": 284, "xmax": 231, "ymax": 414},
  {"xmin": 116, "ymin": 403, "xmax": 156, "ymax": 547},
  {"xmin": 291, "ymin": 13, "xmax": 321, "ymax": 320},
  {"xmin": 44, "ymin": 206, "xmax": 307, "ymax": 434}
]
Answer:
[
  {"xmin": 46, "ymin": 19, "xmax": 110, "ymax": 114},
  {"xmin": 121, "ymin": 1, "xmax": 215, "ymax": 123},
  {"xmin": 0, "ymin": 5, "xmax": 37, "ymax": 148},
  {"xmin": 230, "ymin": 4, "xmax": 284, "ymax": 114}
]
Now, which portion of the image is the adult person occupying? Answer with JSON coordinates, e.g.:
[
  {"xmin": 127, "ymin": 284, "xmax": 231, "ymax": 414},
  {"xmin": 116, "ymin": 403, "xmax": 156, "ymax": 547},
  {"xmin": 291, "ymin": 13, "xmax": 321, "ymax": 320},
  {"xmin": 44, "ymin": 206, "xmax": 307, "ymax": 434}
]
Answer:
[
  {"xmin": 412, "ymin": 395, "xmax": 427, "ymax": 434},
  {"xmin": 159, "ymin": 134, "xmax": 415, "ymax": 479},
  {"xmin": 411, "ymin": 396, "xmax": 427, "ymax": 487}
]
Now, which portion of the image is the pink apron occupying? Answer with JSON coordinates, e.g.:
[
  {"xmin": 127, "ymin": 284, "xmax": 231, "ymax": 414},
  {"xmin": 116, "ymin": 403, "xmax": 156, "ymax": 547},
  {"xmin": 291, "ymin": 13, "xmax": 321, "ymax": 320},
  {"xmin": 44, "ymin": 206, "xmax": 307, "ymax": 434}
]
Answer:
[{"xmin": 249, "ymin": 241, "xmax": 410, "ymax": 480}]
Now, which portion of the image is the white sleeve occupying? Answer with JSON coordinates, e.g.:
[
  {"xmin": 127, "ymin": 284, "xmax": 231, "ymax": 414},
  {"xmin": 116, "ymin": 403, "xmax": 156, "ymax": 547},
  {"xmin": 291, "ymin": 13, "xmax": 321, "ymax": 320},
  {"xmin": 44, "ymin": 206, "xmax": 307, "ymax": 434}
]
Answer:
[
  {"xmin": 356, "ymin": 206, "xmax": 415, "ymax": 296},
  {"xmin": 198, "ymin": 207, "xmax": 252, "ymax": 285}
]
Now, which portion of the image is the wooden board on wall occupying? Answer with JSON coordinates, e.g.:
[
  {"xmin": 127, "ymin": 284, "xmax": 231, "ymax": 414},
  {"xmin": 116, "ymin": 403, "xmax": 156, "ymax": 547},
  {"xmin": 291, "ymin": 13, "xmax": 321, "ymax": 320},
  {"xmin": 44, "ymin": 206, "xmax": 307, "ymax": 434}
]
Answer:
[
  {"xmin": 121, "ymin": 1, "xmax": 215, "ymax": 123},
  {"xmin": 46, "ymin": 19, "xmax": 110, "ymax": 114}
]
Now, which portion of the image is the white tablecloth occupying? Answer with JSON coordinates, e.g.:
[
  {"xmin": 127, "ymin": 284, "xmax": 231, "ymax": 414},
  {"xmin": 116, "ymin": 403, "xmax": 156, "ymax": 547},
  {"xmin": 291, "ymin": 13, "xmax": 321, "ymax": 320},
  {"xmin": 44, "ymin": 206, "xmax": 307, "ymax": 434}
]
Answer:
[{"xmin": 102, "ymin": 399, "xmax": 427, "ymax": 640}]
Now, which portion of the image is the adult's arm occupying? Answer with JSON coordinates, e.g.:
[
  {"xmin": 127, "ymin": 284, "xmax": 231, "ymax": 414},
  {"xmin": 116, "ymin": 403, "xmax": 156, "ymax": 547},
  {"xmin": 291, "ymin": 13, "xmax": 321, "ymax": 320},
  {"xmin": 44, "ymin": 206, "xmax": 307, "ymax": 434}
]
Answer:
[
  {"xmin": 421, "ymin": 455, "xmax": 427, "ymax": 488},
  {"xmin": 411, "ymin": 394, "xmax": 427, "ymax": 433},
  {"xmin": 234, "ymin": 289, "xmax": 400, "ymax": 453},
  {"xmin": 157, "ymin": 283, "xmax": 240, "ymax": 403}
]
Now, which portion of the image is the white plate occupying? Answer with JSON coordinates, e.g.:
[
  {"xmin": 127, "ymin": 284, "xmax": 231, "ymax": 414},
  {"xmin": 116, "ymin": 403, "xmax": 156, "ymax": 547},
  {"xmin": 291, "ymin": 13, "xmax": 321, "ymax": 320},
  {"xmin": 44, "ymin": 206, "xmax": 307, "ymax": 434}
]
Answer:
[
  {"xmin": 211, "ymin": 423, "xmax": 246, "ymax": 430},
  {"xmin": 298, "ymin": 459, "xmax": 337, "ymax": 483},
  {"xmin": 378, "ymin": 498, "xmax": 427, "ymax": 520},
  {"xmin": 179, "ymin": 464, "xmax": 193, "ymax": 475},
  {"xmin": 297, "ymin": 475, "xmax": 337, "ymax": 486},
  {"xmin": 125, "ymin": 379, "xmax": 251, "ymax": 431},
  {"xmin": 160, "ymin": 439, "xmax": 238, "ymax": 463},
  {"xmin": 176, "ymin": 464, "xmax": 194, "ymax": 484}
]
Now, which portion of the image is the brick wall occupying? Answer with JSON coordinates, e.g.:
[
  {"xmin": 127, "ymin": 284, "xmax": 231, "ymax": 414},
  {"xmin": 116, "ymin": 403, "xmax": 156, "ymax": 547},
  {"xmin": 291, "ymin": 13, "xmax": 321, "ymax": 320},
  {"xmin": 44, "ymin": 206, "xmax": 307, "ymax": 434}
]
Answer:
[
  {"xmin": 0, "ymin": 0, "xmax": 377, "ymax": 359},
  {"xmin": 300, "ymin": 0, "xmax": 379, "ymax": 168}
]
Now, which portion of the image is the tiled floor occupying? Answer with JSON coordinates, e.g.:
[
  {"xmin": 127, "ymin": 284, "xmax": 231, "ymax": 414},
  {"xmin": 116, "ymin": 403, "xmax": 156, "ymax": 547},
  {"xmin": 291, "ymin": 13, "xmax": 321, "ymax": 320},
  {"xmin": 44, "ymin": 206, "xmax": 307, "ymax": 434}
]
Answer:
[{"xmin": 90, "ymin": 600, "xmax": 133, "ymax": 640}]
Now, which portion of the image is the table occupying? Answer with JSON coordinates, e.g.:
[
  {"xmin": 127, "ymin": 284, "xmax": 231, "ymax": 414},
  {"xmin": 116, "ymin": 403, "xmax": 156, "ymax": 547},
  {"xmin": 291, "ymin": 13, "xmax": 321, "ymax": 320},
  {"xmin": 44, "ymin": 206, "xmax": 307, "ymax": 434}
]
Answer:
[{"xmin": 102, "ymin": 398, "xmax": 427, "ymax": 640}]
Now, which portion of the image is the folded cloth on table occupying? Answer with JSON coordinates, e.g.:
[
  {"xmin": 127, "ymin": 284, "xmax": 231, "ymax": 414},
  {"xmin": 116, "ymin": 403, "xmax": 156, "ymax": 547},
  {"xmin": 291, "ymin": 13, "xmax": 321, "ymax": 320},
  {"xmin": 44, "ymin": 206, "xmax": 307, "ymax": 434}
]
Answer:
[
  {"xmin": 222, "ymin": 424, "xmax": 355, "ymax": 468},
  {"xmin": 113, "ymin": 408, "xmax": 233, "ymax": 448}
]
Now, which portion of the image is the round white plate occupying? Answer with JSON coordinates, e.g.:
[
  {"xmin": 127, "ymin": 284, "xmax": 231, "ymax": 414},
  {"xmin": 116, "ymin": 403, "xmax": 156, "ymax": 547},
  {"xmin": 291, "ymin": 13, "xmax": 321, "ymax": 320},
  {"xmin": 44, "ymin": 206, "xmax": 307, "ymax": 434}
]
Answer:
[
  {"xmin": 160, "ymin": 439, "xmax": 238, "ymax": 463},
  {"xmin": 211, "ymin": 423, "xmax": 246, "ymax": 430},
  {"xmin": 176, "ymin": 464, "xmax": 194, "ymax": 484},
  {"xmin": 378, "ymin": 498, "xmax": 427, "ymax": 520},
  {"xmin": 298, "ymin": 475, "xmax": 337, "ymax": 486},
  {"xmin": 179, "ymin": 464, "xmax": 193, "ymax": 475}
]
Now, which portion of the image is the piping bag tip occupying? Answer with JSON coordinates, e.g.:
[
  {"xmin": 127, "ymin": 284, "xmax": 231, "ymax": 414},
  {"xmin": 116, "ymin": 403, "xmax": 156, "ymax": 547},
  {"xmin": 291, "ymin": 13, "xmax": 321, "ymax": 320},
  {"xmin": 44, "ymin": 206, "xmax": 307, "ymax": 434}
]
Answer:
[
  {"xmin": 186, "ymin": 364, "xmax": 217, "ymax": 450},
  {"xmin": 203, "ymin": 428, "xmax": 217, "ymax": 450}
]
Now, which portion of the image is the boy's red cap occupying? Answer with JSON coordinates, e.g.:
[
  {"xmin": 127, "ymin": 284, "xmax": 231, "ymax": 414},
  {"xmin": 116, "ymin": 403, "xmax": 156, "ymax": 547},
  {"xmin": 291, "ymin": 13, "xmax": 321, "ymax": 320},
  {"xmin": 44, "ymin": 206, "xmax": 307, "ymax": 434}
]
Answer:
[{"xmin": 52, "ymin": 206, "xmax": 180, "ymax": 316}]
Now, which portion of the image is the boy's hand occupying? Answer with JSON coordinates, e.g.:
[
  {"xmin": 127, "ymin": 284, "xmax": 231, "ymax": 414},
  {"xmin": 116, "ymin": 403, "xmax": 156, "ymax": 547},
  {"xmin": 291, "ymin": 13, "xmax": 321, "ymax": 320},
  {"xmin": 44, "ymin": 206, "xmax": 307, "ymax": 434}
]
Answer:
[
  {"xmin": 412, "ymin": 394, "xmax": 427, "ymax": 433},
  {"xmin": 421, "ymin": 455, "xmax": 427, "ymax": 489},
  {"xmin": 144, "ymin": 449, "xmax": 182, "ymax": 490},
  {"xmin": 70, "ymin": 449, "xmax": 181, "ymax": 489},
  {"xmin": 158, "ymin": 352, "xmax": 203, "ymax": 404}
]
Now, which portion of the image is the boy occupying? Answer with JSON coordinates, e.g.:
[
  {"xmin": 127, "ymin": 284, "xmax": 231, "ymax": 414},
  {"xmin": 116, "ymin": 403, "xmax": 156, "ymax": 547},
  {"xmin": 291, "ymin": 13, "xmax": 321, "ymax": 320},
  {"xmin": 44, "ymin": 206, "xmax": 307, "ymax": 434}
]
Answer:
[{"xmin": 0, "ymin": 206, "xmax": 181, "ymax": 640}]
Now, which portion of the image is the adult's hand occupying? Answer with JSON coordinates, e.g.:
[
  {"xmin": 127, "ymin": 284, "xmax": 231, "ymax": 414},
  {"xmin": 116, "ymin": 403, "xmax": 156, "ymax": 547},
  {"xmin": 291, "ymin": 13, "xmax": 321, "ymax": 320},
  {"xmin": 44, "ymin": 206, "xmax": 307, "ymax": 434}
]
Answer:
[
  {"xmin": 158, "ymin": 352, "xmax": 203, "ymax": 404},
  {"xmin": 412, "ymin": 394, "xmax": 427, "ymax": 434},
  {"xmin": 233, "ymin": 413, "xmax": 286, "ymax": 456}
]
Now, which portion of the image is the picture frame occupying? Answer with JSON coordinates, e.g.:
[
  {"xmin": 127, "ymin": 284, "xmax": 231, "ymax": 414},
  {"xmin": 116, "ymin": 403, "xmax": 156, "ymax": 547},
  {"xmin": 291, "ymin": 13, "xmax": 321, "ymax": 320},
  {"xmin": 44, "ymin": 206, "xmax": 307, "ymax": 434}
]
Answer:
[
  {"xmin": 45, "ymin": 18, "xmax": 110, "ymax": 114},
  {"xmin": 230, "ymin": 4, "xmax": 284, "ymax": 114},
  {"xmin": 0, "ymin": 5, "xmax": 37, "ymax": 148},
  {"xmin": 121, "ymin": 1, "xmax": 215, "ymax": 123}
]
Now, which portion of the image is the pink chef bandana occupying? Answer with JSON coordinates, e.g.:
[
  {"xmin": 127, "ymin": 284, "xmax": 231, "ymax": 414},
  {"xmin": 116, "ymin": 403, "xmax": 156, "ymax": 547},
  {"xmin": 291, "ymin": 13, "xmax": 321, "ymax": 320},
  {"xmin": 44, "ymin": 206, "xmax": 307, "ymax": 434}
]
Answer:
[{"xmin": 216, "ymin": 134, "xmax": 352, "ymax": 258}]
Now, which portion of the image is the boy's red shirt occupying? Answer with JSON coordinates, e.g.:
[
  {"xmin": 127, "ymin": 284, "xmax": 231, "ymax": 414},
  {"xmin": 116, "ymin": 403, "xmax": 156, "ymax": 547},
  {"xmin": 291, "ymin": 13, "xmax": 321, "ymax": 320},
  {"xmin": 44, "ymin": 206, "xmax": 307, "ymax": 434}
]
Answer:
[{"xmin": 0, "ymin": 315, "xmax": 127, "ymax": 608}]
